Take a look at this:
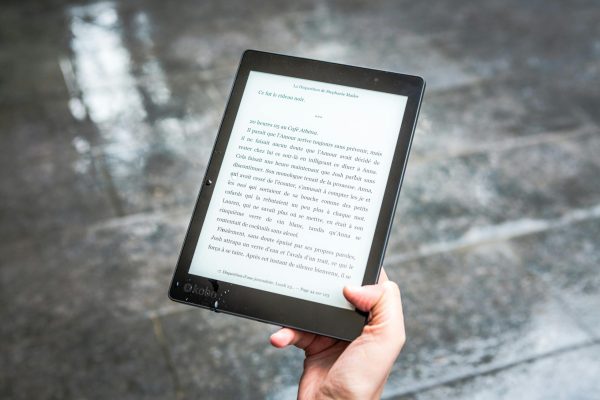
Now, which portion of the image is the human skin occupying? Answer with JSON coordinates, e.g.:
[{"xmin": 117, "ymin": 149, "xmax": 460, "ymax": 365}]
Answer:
[{"xmin": 270, "ymin": 270, "xmax": 405, "ymax": 399}]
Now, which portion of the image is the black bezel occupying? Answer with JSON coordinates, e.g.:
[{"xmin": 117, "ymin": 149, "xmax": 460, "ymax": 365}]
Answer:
[{"xmin": 169, "ymin": 50, "xmax": 425, "ymax": 341}]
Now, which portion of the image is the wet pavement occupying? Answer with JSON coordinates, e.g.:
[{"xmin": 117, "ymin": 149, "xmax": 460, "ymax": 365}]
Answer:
[{"xmin": 1, "ymin": 1, "xmax": 599, "ymax": 399}]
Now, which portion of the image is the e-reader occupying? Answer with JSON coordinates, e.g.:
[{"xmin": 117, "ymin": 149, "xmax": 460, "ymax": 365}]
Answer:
[{"xmin": 169, "ymin": 50, "xmax": 425, "ymax": 341}]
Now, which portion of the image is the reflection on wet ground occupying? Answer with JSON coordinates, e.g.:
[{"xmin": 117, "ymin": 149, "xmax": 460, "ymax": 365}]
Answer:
[{"xmin": 1, "ymin": 0, "xmax": 599, "ymax": 399}]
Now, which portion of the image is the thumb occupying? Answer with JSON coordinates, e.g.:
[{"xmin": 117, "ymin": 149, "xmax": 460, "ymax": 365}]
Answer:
[
  {"xmin": 343, "ymin": 284, "xmax": 385, "ymax": 313},
  {"xmin": 343, "ymin": 280, "xmax": 405, "ymax": 339}
]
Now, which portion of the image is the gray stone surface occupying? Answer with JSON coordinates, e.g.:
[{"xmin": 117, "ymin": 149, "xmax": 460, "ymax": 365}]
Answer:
[
  {"xmin": 0, "ymin": 212, "xmax": 186, "ymax": 349},
  {"xmin": 404, "ymin": 344, "xmax": 600, "ymax": 400},
  {"xmin": 2, "ymin": 0, "xmax": 599, "ymax": 399},
  {"xmin": 159, "ymin": 311, "xmax": 304, "ymax": 400},
  {"xmin": 2, "ymin": 318, "xmax": 176, "ymax": 400},
  {"xmin": 390, "ymin": 132, "xmax": 600, "ymax": 256},
  {"xmin": 385, "ymin": 246, "xmax": 587, "ymax": 391},
  {"xmin": 517, "ymin": 219, "xmax": 600, "ymax": 337}
]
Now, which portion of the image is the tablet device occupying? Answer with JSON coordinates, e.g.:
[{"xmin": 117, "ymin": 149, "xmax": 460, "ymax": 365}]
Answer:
[{"xmin": 169, "ymin": 50, "xmax": 425, "ymax": 341}]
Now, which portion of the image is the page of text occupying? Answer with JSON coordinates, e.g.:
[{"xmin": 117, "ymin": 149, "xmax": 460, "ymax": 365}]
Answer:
[{"xmin": 189, "ymin": 71, "xmax": 407, "ymax": 309}]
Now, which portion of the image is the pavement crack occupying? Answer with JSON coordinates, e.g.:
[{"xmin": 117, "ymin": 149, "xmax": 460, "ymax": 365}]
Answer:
[
  {"xmin": 411, "ymin": 124, "xmax": 595, "ymax": 165},
  {"xmin": 385, "ymin": 203, "xmax": 600, "ymax": 265},
  {"xmin": 151, "ymin": 316, "xmax": 184, "ymax": 400},
  {"xmin": 96, "ymin": 156, "xmax": 126, "ymax": 217},
  {"xmin": 383, "ymin": 340, "xmax": 600, "ymax": 399}
]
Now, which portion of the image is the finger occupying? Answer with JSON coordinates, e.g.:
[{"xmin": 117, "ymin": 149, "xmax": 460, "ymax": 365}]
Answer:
[
  {"xmin": 344, "ymin": 268, "xmax": 390, "ymax": 311},
  {"xmin": 379, "ymin": 268, "xmax": 389, "ymax": 283},
  {"xmin": 346, "ymin": 280, "xmax": 406, "ymax": 376},
  {"xmin": 344, "ymin": 281, "xmax": 404, "ymax": 331},
  {"xmin": 343, "ymin": 284, "xmax": 384, "ymax": 313},
  {"xmin": 369, "ymin": 281, "xmax": 404, "ymax": 328},
  {"xmin": 270, "ymin": 327, "xmax": 316, "ymax": 350},
  {"xmin": 304, "ymin": 335, "xmax": 340, "ymax": 356},
  {"xmin": 269, "ymin": 327, "xmax": 294, "ymax": 348},
  {"xmin": 363, "ymin": 281, "xmax": 405, "ymax": 349}
]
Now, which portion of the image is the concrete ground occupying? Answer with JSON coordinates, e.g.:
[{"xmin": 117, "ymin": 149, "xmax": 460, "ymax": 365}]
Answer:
[{"xmin": 2, "ymin": 0, "xmax": 599, "ymax": 399}]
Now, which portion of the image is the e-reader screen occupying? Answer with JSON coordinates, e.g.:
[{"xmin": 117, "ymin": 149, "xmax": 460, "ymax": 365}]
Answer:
[{"xmin": 188, "ymin": 70, "xmax": 407, "ymax": 310}]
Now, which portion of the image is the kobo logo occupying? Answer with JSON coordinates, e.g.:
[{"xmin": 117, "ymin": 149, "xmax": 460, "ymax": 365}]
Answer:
[{"xmin": 183, "ymin": 283, "xmax": 217, "ymax": 299}]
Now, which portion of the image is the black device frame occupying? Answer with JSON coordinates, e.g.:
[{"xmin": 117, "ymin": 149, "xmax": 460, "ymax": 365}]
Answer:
[{"xmin": 169, "ymin": 50, "xmax": 425, "ymax": 341}]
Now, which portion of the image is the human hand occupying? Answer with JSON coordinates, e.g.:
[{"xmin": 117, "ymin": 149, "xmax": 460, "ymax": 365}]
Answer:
[{"xmin": 270, "ymin": 269, "xmax": 405, "ymax": 400}]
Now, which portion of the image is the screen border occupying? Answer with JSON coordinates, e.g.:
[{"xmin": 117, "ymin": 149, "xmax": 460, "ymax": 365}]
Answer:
[{"xmin": 169, "ymin": 50, "xmax": 425, "ymax": 341}]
